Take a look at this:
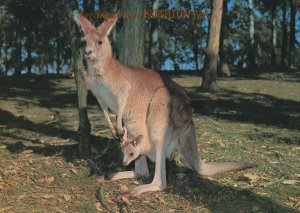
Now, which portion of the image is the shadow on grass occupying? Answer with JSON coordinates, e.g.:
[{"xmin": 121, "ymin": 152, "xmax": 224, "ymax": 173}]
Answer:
[
  {"xmin": 0, "ymin": 75, "xmax": 98, "ymax": 109},
  {"xmin": 0, "ymin": 108, "xmax": 123, "ymax": 172},
  {"xmin": 191, "ymin": 89, "xmax": 300, "ymax": 133},
  {"xmin": 166, "ymin": 161, "xmax": 298, "ymax": 213}
]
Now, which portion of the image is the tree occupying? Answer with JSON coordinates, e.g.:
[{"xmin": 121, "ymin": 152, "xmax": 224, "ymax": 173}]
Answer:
[
  {"xmin": 281, "ymin": 0, "xmax": 288, "ymax": 66},
  {"xmin": 271, "ymin": 0, "xmax": 278, "ymax": 67},
  {"xmin": 66, "ymin": 1, "xmax": 91, "ymax": 159},
  {"xmin": 147, "ymin": 0, "xmax": 160, "ymax": 70},
  {"xmin": 119, "ymin": 0, "xmax": 146, "ymax": 67},
  {"xmin": 288, "ymin": 0, "xmax": 296, "ymax": 67},
  {"xmin": 248, "ymin": 0, "xmax": 255, "ymax": 68},
  {"xmin": 201, "ymin": 0, "xmax": 223, "ymax": 91},
  {"xmin": 219, "ymin": 0, "xmax": 230, "ymax": 76}
]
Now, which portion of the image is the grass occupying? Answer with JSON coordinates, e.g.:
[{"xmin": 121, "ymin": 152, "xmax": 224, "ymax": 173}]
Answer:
[{"xmin": 0, "ymin": 71, "xmax": 299, "ymax": 212}]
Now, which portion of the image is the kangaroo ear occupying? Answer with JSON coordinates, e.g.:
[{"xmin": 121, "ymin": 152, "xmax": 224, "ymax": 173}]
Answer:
[
  {"xmin": 77, "ymin": 14, "xmax": 96, "ymax": 34},
  {"xmin": 97, "ymin": 14, "xmax": 118, "ymax": 36}
]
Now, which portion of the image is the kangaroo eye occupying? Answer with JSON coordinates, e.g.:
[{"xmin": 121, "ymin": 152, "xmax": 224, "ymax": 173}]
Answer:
[
  {"xmin": 97, "ymin": 40, "xmax": 103, "ymax": 45},
  {"xmin": 130, "ymin": 153, "xmax": 134, "ymax": 157},
  {"xmin": 80, "ymin": 40, "xmax": 86, "ymax": 47}
]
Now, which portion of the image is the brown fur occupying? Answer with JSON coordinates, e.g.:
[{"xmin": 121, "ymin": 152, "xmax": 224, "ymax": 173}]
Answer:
[{"xmin": 77, "ymin": 14, "xmax": 256, "ymax": 196}]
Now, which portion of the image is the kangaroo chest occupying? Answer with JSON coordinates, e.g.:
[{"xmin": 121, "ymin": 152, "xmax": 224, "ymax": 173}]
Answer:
[{"xmin": 86, "ymin": 63, "xmax": 118, "ymax": 113}]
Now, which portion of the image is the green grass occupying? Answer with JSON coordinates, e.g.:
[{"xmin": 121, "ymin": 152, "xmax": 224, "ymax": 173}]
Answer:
[{"xmin": 0, "ymin": 72, "xmax": 299, "ymax": 212}]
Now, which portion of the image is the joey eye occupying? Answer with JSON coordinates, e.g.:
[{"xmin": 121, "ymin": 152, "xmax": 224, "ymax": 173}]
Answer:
[
  {"xmin": 130, "ymin": 153, "xmax": 134, "ymax": 157},
  {"xmin": 97, "ymin": 40, "xmax": 103, "ymax": 45}
]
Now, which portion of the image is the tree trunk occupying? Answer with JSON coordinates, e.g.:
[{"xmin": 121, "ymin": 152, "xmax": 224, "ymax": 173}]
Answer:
[
  {"xmin": 201, "ymin": 0, "xmax": 223, "ymax": 92},
  {"xmin": 27, "ymin": 42, "xmax": 32, "ymax": 74},
  {"xmin": 248, "ymin": 0, "xmax": 255, "ymax": 68},
  {"xmin": 119, "ymin": 0, "xmax": 146, "ymax": 67},
  {"xmin": 83, "ymin": 0, "xmax": 95, "ymax": 13},
  {"xmin": 219, "ymin": 0, "xmax": 228, "ymax": 74},
  {"xmin": 66, "ymin": 2, "xmax": 91, "ymax": 159},
  {"xmin": 148, "ymin": 0, "xmax": 159, "ymax": 70},
  {"xmin": 271, "ymin": 2, "xmax": 277, "ymax": 67},
  {"xmin": 192, "ymin": 16, "xmax": 199, "ymax": 71},
  {"xmin": 288, "ymin": 0, "xmax": 296, "ymax": 67},
  {"xmin": 4, "ymin": 32, "xmax": 9, "ymax": 76},
  {"xmin": 281, "ymin": 0, "xmax": 288, "ymax": 67},
  {"xmin": 56, "ymin": 29, "xmax": 62, "ymax": 74},
  {"xmin": 14, "ymin": 23, "xmax": 22, "ymax": 76}
]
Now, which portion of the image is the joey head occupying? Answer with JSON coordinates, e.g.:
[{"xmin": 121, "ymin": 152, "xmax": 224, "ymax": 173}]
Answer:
[{"xmin": 120, "ymin": 128, "xmax": 143, "ymax": 166}]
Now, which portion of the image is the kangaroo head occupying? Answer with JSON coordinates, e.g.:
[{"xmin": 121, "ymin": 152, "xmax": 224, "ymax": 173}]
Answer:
[
  {"xmin": 120, "ymin": 128, "xmax": 143, "ymax": 166},
  {"xmin": 77, "ymin": 14, "xmax": 117, "ymax": 61}
]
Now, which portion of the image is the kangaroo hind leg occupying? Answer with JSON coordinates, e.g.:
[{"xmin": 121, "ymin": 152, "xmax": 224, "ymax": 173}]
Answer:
[{"xmin": 179, "ymin": 121, "xmax": 202, "ymax": 173}]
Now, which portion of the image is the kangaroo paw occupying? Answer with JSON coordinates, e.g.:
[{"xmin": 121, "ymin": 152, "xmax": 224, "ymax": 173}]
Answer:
[{"xmin": 123, "ymin": 183, "xmax": 165, "ymax": 197}]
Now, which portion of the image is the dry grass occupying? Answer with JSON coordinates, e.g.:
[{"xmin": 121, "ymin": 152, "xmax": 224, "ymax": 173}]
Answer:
[{"xmin": 0, "ymin": 72, "xmax": 299, "ymax": 212}]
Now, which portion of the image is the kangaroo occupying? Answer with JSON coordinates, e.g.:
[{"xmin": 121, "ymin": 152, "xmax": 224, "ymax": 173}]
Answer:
[{"xmin": 77, "ymin": 14, "xmax": 256, "ymax": 196}]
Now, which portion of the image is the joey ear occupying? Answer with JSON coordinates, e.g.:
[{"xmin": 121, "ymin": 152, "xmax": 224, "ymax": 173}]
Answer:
[
  {"xmin": 97, "ymin": 14, "xmax": 118, "ymax": 36},
  {"xmin": 77, "ymin": 14, "xmax": 96, "ymax": 34},
  {"xmin": 130, "ymin": 135, "xmax": 143, "ymax": 146},
  {"xmin": 134, "ymin": 135, "xmax": 143, "ymax": 142}
]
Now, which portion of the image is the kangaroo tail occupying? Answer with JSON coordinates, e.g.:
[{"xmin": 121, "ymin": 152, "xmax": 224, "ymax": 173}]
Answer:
[{"xmin": 199, "ymin": 162, "xmax": 257, "ymax": 176}]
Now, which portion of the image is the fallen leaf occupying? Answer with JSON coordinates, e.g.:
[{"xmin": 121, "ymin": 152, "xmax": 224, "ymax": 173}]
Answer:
[
  {"xmin": 256, "ymin": 192, "xmax": 269, "ymax": 196},
  {"xmin": 46, "ymin": 176, "xmax": 55, "ymax": 184},
  {"xmin": 121, "ymin": 196, "xmax": 130, "ymax": 203},
  {"xmin": 61, "ymin": 173, "xmax": 68, "ymax": 178},
  {"xmin": 16, "ymin": 194, "xmax": 27, "ymax": 200},
  {"xmin": 219, "ymin": 142, "xmax": 226, "ymax": 148},
  {"xmin": 94, "ymin": 202, "xmax": 102, "ymax": 211},
  {"xmin": 57, "ymin": 198, "xmax": 64, "ymax": 203},
  {"xmin": 22, "ymin": 150, "xmax": 33, "ymax": 155},
  {"xmin": 283, "ymin": 180, "xmax": 298, "ymax": 185},
  {"xmin": 285, "ymin": 202, "xmax": 294, "ymax": 207},
  {"xmin": 119, "ymin": 184, "xmax": 128, "ymax": 192},
  {"xmin": 42, "ymin": 194, "xmax": 53, "ymax": 199},
  {"xmin": 158, "ymin": 197, "xmax": 166, "ymax": 204},
  {"xmin": 244, "ymin": 173, "xmax": 259, "ymax": 183},
  {"xmin": 70, "ymin": 169, "xmax": 77, "ymax": 174},
  {"xmin": 61, "ymin": 194, "xmax": 72, "ymax": 201},
  {"xmin": 293, "ymin": 174, "xmax": 300, "ymax": 178}
]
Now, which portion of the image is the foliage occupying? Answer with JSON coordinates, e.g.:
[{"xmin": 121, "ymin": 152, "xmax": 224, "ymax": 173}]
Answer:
[{"xmin": 0, "ymin": 0, "xmax": 299, "ymax": 75}]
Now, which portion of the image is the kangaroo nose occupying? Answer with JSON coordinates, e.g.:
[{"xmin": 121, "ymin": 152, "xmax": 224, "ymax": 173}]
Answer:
[{"xmin": 84, "ymin": 49, "xmax": 92, "ymax": 55}]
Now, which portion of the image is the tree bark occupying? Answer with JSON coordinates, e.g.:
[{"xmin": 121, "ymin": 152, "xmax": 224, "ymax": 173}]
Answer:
[
  {"xmin": 66, "ymin": 2, "xmax": 91, "ymax": 159},
  {"xmin": 148, "ymin": 0, "xmax": 160, "ymax": 70},
  {"xmin": 219, "ymin": 0, "xmax": 228, "ymax": 73},
  {"xmin": 271, "ymin": 2, "xmax": 277, "ymax": 67},
  {"xmin": 288, "ymin": 0, "xmax": 296, "ymax": 67},
  {"xmin": 201, "ymin": 0, "xmax": 223, "ymax": 92},
  {"xmin": 56, "ymin": 30, "xmax": 62, "ymax": 74},
  {"xmin": 281, "ymin": 0, "xmax": 288, "ymax": 67},
  {"xmin": 83, "ymin": 0, "xmax": 95, "ymax": 13},
  {"xmin": 119, "ymin": 0, "xmax": 146, "ymax": 67},
  {"xmin": 248, "ymin": 0, "xmax": 255, "ymax": 68},
  {"xmin": 192, "ymin": 15, "xmax": 199, "ymax": 71}
]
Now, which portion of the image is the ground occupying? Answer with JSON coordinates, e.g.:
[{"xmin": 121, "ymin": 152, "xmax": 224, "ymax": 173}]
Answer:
[{"xmin": 0, "ymin": 71, "xmax": 299, "ymax": 212}]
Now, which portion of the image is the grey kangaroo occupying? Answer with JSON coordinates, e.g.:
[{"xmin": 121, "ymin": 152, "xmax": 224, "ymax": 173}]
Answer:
[{"xmin": 77, "ymin": 14, "xmax": 256, "ymax": 196}]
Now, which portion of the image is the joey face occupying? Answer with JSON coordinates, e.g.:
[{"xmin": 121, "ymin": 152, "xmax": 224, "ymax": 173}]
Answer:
[
  {"xmin": 77, "ymin": 14, "xmax": 117, "ymax": 62},
  {"xmin": 121, "ymin": 144, "xmax": 141, "ymax": 166}
]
